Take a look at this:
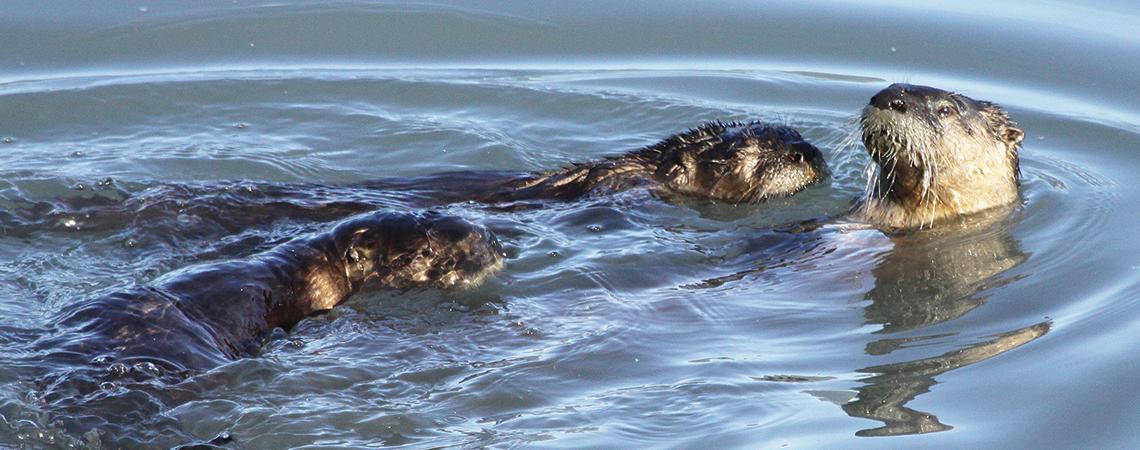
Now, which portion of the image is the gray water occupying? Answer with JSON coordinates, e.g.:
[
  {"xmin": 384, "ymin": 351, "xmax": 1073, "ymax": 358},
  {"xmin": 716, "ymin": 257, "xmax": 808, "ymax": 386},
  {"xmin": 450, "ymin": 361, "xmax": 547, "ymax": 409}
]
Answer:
[{"xmin": 2, "ymin": 1, "xmax": 1139, "ymax": 448}]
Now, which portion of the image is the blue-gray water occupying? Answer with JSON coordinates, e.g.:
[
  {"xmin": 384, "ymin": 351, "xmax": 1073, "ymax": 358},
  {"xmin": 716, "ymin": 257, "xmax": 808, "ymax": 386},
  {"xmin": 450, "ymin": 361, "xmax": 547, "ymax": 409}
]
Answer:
[{"xmin": 2, "ymin": 1, "xmax": 1139, "ymax": 448}]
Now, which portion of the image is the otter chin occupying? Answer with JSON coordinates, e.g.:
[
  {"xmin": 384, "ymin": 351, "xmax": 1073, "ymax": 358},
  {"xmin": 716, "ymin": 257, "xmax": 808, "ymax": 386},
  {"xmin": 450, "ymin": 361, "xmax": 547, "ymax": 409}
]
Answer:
[{"xmin": 855, "ymin": 83, "xmax": 1024, "ymax": 229}]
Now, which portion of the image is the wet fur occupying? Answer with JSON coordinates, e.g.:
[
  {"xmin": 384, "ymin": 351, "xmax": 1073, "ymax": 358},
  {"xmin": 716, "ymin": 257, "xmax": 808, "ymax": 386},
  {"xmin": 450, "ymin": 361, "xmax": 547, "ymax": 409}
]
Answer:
[
  {"xmin": 486, "ymin": 121, "xmax": 828, "ymax": 204},
  {"xmin": 854, "ymin": 84, "xmax": 1024, "ymax": 229},
  {"xmin": 48, "ymin": 211, "xmax": 503, "ymax": 372}
]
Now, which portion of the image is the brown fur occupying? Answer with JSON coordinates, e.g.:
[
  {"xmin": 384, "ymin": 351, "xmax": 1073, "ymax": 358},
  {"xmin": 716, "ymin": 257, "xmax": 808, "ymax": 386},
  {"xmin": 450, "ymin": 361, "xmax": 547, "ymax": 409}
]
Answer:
[
  {"xmin": 490, "ymin": 121, "xmax": 828, "ymax": 204},
  {"xmin": 854, "ymin": 84, "xmax": 1024, "ymax": 229},
  {"xmin": 49, "ymin": 211, "xmax": 503, "ymax": 372}
]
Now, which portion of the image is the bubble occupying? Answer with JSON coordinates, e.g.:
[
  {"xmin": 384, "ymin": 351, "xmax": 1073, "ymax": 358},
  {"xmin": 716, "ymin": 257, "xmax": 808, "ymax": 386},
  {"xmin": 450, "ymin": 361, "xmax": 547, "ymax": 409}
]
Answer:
[
  {"xmin": 69, "ymin": 150, "xmax": 85, "ymax": 157},
  {"xmin": 586, "ymin": 224, "xmax": 603, "ymax": 232},
  {"xmin": 107, "ymin": 363, "xmax": 129, "ymax": 377},
  {"xmin": 2, "ymin": 137, "xmax": 14, "ymax": 144},
  {"xmin": 132, "ymin": 361, "xmax": 161, "ymax": 376}
]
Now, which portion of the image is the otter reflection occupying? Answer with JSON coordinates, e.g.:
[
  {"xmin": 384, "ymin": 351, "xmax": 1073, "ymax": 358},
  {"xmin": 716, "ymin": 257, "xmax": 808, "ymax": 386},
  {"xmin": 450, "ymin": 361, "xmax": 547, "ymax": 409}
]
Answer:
[
  {"xmin": 846, "ymin": 322, "xmax": 1050, "ymax": 436},
  {"xmin": 845, "ymin": 214, "xmax": 1046, "ymax": 436}
]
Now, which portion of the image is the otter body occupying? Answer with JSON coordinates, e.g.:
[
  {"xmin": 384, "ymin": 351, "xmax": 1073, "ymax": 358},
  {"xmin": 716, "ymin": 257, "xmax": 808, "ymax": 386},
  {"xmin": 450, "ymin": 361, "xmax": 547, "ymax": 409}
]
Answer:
[
  {"xmin": 50, "ymin": 211, "xmax": 502, "ymax": 373},
  {"xmin": 488, "ymin": 121, "xmax": 828, "ymax": 204},
  {"xmin": 855, "ymin": 84, "xmax": 1024, "ymax": 229},
  {"xmin": 0, "ymin": 122, "xmax": 828, "ymax": 240}
]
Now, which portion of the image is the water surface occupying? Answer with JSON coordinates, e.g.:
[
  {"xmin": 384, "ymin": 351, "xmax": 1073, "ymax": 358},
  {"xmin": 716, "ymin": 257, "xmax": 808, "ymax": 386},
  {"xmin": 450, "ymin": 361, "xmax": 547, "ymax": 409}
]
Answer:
[{"xmin": 1, "ymin": 1, "xmax": 1139, "ymax": 448}]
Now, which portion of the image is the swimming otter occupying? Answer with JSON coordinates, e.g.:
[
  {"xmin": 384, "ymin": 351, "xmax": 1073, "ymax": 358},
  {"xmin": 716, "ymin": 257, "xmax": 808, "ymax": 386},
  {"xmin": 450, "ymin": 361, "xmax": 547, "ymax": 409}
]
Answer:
[
  {"xmin": 46, "ymin": 210, "xmax": 502, "ymax": 373},
  {"xmin": 855, "ymin": 84, "xmax": 1024, "ymax": 229},
  {"xmin": 0, "ymin": 121, "xmax": 828, "ymax": 241},
  {"xmin": 484, "ymin": 121, "xmax": 828, "ymax": 204}
]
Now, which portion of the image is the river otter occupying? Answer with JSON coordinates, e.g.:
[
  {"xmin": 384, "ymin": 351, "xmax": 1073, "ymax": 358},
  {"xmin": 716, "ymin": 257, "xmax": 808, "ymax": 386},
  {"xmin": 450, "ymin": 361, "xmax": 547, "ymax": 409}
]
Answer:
[
  {"xmin": 44, "ymin": 210, "xmax": 502, "ymax": 374},
  {"xmin": 0, "ymin": 121, "xmax": 828, "ymax": 241},
  {"xmin": 855, "ymin": 84, "xmax": 1024, "ymax": 229},
  {"xmin": 483, "ymin": 121, "xmax": 829, "ymax": 203}
]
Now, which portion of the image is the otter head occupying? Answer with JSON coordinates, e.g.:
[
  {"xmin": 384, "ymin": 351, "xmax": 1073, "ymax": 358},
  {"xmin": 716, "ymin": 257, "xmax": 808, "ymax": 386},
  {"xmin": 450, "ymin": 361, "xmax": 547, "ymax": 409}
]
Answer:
[
  {"xmin": 654, "ymin": 122, "xmax": 828, "ymax": 203},
  {"xmin": 338, "ymin": 212, "xmax": 503, "ymax": 290},
  {"xmin": 859, "ymin": 83, "xmax": 1024, "ymax": 229}
]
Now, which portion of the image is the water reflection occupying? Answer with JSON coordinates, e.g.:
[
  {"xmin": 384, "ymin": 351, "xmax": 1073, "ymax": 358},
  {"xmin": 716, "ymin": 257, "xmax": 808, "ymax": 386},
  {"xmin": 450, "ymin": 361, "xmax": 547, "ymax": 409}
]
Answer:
[
  {"xmin": 846, "ymin": 212, "xmax": 1048, "ymax": 436},
  {"xmin": 844, "ymin": 321, "xmax": 1049, "ymax": 436},
  {"xmin": 862, "ymin": 215, "xmax": 1028, "ymax": 334}
]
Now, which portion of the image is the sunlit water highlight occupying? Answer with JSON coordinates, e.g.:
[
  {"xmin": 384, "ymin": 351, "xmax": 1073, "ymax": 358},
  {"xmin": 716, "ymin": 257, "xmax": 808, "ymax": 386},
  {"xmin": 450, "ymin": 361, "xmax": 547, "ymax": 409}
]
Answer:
[{"xmin": 1, "ymin": 1, "xmax": 1139, "ymax": 448}]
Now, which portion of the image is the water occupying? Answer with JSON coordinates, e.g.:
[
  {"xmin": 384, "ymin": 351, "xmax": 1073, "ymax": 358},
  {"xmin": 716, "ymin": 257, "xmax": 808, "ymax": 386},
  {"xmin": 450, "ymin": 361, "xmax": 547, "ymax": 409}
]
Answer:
[{"xmin": 2, "ymin": 1, "xmax": 1139, "ymax": 448}]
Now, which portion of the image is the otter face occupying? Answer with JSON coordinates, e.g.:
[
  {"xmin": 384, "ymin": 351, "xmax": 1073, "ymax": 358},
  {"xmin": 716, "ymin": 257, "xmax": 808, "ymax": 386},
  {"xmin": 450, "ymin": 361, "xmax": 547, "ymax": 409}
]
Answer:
[
  {"xmin": 407, "ymin": 214, "xmax": 504, "ymax": 288},
  {"xmin": 859, "ymin": 83, "xmax": 1024, "ymax": 227},
  {"xmin": 340, "ymin": 212, "xmax": 503, "ymax": 290},
  {"xmin": 658, "ymin": 123, "xmax": 828, "ymax": 203}
]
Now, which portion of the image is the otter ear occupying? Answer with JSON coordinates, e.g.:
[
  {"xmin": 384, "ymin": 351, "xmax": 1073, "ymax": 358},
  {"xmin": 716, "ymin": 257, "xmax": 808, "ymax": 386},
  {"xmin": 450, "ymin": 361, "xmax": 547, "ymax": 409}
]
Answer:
[{"xmin": 1003, "ymin": 127, "xmax": 1024, "ymax": 146}]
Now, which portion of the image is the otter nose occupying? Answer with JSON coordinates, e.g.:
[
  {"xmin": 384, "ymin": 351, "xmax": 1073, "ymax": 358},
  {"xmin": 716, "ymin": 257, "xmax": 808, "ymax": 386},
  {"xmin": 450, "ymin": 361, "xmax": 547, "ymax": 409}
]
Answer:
[{"xmin": 870, "ymin": 90, "xmax": 908, "ymax": 114}]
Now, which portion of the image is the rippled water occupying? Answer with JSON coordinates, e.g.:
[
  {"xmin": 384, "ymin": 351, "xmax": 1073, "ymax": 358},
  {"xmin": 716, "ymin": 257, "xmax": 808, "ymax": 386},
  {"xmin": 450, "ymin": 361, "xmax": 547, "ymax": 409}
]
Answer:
[{"xmin": 2, "ymin": 1, "xmax": 1139, "ymax": 448}]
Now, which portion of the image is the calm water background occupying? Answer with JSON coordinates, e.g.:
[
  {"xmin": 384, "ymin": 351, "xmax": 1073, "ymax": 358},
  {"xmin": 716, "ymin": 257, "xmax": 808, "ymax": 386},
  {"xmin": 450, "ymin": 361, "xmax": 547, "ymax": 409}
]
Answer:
[{"xmin": 2, "ymin": 1, "xmax": 1139, "ymax": 448}]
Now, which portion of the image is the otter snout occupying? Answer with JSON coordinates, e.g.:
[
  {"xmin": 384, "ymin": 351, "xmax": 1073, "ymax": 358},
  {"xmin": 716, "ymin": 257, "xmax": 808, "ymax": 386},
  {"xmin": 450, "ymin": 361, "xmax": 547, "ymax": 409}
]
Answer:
[
  {"xmin": 870, "ymin": 91, "xmax": 907, "ymax": 113},
  {"xmin": 869, "ymin": 83, "xmax": 952, "ymax": 115},
  {"xmin": 422, "ymin": 214, "xmax": 504, "ymax": 287}
]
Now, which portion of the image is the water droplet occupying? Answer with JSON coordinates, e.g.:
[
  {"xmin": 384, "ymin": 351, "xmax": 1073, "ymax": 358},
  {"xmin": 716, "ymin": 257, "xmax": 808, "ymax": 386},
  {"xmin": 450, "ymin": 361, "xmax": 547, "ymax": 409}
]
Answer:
[
  {"xmin": 890, "ymin": 47, "xmax": 897, "ymax": 52},
  {"xmin": 2, "ymin": 137, "xmax": 14, "ymax": 144},
  {"xmin": 208, "ymin": 431, "xmax": 234, "ymax": 445},
  {"xmin": 124, "ymin": 239, "xmax": 137, "ymax": 248},
  {"xmin": 70, "ymin": 150, "xmax": 85, "ymax": 157}
]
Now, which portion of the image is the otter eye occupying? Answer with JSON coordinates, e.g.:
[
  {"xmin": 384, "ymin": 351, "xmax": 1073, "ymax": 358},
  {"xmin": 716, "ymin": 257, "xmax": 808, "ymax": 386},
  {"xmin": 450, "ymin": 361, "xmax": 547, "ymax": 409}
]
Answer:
[{"xmin": 938, "ymin": 106, "xmax": 955, "ymax": 118}]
